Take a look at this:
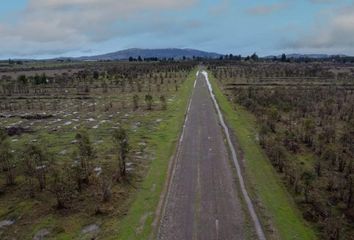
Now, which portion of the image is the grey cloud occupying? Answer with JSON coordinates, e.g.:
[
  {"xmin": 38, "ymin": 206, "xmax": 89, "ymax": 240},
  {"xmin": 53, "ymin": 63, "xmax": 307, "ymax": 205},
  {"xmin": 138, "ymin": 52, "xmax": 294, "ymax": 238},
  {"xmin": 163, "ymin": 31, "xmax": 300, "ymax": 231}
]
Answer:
[
  {"xmin": 0, "ymin": 0, "xmax": 198, "ymax": 57},
  {"xmin": 309, "ymin": 0, "xmax": 337, "ymax": 3},
  {"xmin": 246, "ymin": 2, "xmax": 289, "ymax": 15},
  {"xmin": 208, "ymin": 0, "xmax": 231, "ymax": 16}
]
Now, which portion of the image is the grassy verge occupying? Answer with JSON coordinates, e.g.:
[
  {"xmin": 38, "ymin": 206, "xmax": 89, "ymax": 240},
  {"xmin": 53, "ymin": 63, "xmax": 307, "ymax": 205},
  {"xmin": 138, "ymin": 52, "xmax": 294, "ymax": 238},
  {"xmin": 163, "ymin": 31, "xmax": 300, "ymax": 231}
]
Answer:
[
  {"xmin": 208, "ymin": 72, "xmax": 317, "ymax": 240},
  {"xmin": 113, "ymin": 69, "xmax": 196, "ymax": 240}
]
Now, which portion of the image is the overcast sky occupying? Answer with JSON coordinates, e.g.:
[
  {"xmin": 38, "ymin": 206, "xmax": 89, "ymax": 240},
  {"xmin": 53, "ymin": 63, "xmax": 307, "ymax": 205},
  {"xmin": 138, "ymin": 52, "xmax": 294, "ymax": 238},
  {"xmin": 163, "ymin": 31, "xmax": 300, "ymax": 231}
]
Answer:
[{"xmin": 0, "ymin": 0, "xmax": 353, "ymax": 59}]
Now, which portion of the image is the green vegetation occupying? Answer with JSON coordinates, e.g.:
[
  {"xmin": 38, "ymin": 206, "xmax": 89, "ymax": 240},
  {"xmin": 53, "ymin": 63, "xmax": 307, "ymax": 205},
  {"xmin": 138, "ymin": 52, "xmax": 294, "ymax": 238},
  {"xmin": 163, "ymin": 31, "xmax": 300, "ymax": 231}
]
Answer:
[
  {"xmin": 208, "ymin": 72, "xmax": 317, "ymax": 240},
  {"xmin": 114, "ymin": 69, "xmax": 196, "ymax": 239}
]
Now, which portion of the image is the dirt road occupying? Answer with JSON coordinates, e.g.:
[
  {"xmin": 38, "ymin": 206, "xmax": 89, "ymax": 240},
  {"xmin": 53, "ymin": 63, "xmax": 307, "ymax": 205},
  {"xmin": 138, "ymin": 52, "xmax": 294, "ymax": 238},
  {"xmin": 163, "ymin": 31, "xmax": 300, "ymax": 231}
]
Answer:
[{"xmin": 157, "ymin": 71, "xmax": 263, "ymax": 240}]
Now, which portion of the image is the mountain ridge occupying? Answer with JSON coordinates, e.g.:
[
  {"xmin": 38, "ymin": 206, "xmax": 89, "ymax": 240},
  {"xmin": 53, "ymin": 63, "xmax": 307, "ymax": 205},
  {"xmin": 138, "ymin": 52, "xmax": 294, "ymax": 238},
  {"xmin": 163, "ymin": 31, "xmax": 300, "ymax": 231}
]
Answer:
[{"xmin": 76, "ymin": 48, "xmax": 222, "ymax": 60}]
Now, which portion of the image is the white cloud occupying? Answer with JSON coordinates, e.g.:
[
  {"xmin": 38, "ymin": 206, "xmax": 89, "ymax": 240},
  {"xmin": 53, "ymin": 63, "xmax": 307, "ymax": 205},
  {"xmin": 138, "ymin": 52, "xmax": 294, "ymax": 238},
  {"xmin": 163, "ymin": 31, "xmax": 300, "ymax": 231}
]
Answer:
[
  {"xmin": 288, "ymin": 4, "xmax": 354, "ymax": 51},
  {"xmin": 0, "ymin": 0, "xmax": 198, "ymax": 57}
]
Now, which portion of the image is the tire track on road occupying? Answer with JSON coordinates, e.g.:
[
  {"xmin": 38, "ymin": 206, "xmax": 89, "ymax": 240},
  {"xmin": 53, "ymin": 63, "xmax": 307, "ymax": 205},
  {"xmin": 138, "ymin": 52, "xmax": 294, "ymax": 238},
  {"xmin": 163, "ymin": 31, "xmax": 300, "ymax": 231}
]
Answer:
[{"xmin": 202, "ymin": 70, "xmax": 266, "ymax": 240}]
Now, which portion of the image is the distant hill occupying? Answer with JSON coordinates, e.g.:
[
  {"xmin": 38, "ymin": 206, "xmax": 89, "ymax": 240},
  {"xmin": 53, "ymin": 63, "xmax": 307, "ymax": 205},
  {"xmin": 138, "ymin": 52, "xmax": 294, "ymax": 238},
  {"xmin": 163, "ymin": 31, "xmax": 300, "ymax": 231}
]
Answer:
[{"xmin": 76, "ymin": 48, "xmax": 222, "ymax": 61}]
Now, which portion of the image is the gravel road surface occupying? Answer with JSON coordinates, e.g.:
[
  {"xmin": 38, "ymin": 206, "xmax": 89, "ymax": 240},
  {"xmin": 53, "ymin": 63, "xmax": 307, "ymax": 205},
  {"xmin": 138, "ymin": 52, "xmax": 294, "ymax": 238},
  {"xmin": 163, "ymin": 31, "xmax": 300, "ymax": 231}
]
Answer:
[{"xmin": 157, "ymin": 71, "xmax": 251, "ymax": 240}]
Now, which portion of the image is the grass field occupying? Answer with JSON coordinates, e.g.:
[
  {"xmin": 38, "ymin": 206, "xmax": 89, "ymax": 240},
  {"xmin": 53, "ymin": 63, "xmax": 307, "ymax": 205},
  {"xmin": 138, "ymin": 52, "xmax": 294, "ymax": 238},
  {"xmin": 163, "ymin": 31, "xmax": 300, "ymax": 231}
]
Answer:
[{"xmin": 208, "ymin": 72, "xmax": 317, "ymax": 240}]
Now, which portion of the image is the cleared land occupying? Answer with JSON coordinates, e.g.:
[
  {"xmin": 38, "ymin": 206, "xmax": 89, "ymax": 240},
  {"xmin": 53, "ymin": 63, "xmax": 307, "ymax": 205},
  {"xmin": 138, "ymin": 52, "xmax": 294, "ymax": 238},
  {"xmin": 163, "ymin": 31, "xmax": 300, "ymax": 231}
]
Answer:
[
  {"xmin": 0, "ymin": 61, "xmax": 196, "ymax": 239},
  {"xmin": 207, "ymin": 61, "xmax": 354, "ymax": 239},
  {"xmin": 208, "ymin": 71, "xmax": 316, "ymax": 240}
]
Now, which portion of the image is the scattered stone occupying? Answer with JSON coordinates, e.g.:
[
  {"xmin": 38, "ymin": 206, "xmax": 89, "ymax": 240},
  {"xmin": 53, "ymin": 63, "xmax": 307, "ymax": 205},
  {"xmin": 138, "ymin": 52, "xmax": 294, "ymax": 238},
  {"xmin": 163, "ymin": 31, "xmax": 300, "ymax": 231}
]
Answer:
[
  {"xmin": 81, "ymin": 224, "xmax": 100, "ymax": 235},
  {"xmin": 0, "ymin": 219, "xmax": 15, "ymax": 228},
  {"xmin": 33, "ymin": 228, "xmax": 50, "ymax": 240},
  {"xmin": 94, "ymin": 167, "xmax": 102, "ymax": 176},
  {"xmin": 53, "ymin": 119, "xmax": 63, "ymax": 123},
  {"xmin": 63, "ymin": 121, "xmax": 72, "ymax": 126},
  {"xmin": 59, "ymin": 150, "xmax": 67, "ymax": 155},
  {"xmin": 36, "ymin": 165, "xmax": 46, "ymax": 170},
  {"xmin": 255, "ymin": 133, "xmax": 260, "ymax": 142}
]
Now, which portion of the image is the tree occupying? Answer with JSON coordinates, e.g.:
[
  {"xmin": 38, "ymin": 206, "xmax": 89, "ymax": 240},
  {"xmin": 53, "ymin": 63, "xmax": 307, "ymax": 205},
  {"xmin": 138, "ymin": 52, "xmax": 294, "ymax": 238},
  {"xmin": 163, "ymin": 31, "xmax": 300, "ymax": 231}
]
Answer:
[
  {"xmin": 302, "ymin": 118, "xmax": 316, "ymax": 147},
  {"xmin": 23, "ymin": 144, "xmax": 49, "ymax": 193},
  {"xmin": 281, "ymin": 53, "xmax": 287, "ymax": 62},
  {"xmin": 100, "ymin": 175, "xmax": 112, "ymax": 202},
  {"xmin": 251, "ymin": 53, "xmax": 259, "ymax": 61},
  {"xmin": 266, "ymin": 106, "xmax": 280, "ymax": 132},
  {"xmin": 75, "ymin": 129, "xmax": 95, "ymax": 184},
  {"xmin": 0, "ymin": 129, "xmax": 15, "ymax": 185},
  {"xmin": 145, "ymin": 94, "xmax": 153, "ymax": 110},
  {"xmin": 160, "ymin": 95, "xmax": 167, "ymax": 110},
  {"xmin": 93, "ymin": 71, "xmax": 99, "ymax": 79},
  {"xmin": 17, "ymin": 74, "xmax": 28, "ymax": 85},
  {"xmin": 302, "ymin": 170, "xmax": 315, "ymax": 203},
  {"xmin": 51, "ymin": 166, "xmax": 75, "ymax": 209},
  {"xmin": 112, "ymin": 127, "xmax": 130, "ymax": 181},
  {"xmin": 346, "ymin": 175, "xmax": 353, "ymax": 209},
  {"xmin": 314, "ymin": 158, "xmax": 321, "ymax": 177},
  {"xmin": 133, "ymin": 94, "xmax": 139, "ymax": 111}
]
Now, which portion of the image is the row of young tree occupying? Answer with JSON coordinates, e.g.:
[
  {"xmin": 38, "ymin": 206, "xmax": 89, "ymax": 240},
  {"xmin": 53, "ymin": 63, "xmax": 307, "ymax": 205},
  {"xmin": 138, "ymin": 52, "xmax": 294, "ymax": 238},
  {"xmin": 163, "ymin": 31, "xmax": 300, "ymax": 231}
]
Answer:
[
  {"xmin": 0, "ymin": 61, "xmax": 195, "ymax": 96},
  {"xmin": 0, "ymin": 127, "xmax": 130, "ymax": 209},
  {"xmin": 210, "ymin": 63, "xmax": 354, "ymax": 239},
  {"xmin": 0, "ymin": 93, "xmax": 167, "ymax": 114},
  {"xmin": 211, "ymin": 62, "xmax": 351, "ymax": 81}
]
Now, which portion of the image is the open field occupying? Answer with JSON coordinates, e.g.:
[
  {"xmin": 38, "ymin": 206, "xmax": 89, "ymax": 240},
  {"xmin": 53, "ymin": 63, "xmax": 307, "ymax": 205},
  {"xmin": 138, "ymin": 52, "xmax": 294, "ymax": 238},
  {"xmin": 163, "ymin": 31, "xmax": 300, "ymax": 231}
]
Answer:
[
  {"xmin": 1, "ymin": 59, "xmax": 353, "ymax": 240},
  {"xmin": 207, "ymin": 61, "xmax": 354, "ymax": 240},
  {"xmin": 0, "ymin": 61, "xmax": 196, "ymax": 239}
]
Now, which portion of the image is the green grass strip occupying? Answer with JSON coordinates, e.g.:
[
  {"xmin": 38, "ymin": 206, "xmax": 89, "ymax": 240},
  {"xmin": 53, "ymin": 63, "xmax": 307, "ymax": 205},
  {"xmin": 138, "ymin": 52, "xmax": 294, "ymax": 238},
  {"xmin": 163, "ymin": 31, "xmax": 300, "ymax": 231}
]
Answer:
[
  {"xmin": 208, "ymin": 73, "xmax": 317, "ymax": 240},
  {"xmin": 114, "ymin": 69, "xmax": 196, "ymax": 240}
]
